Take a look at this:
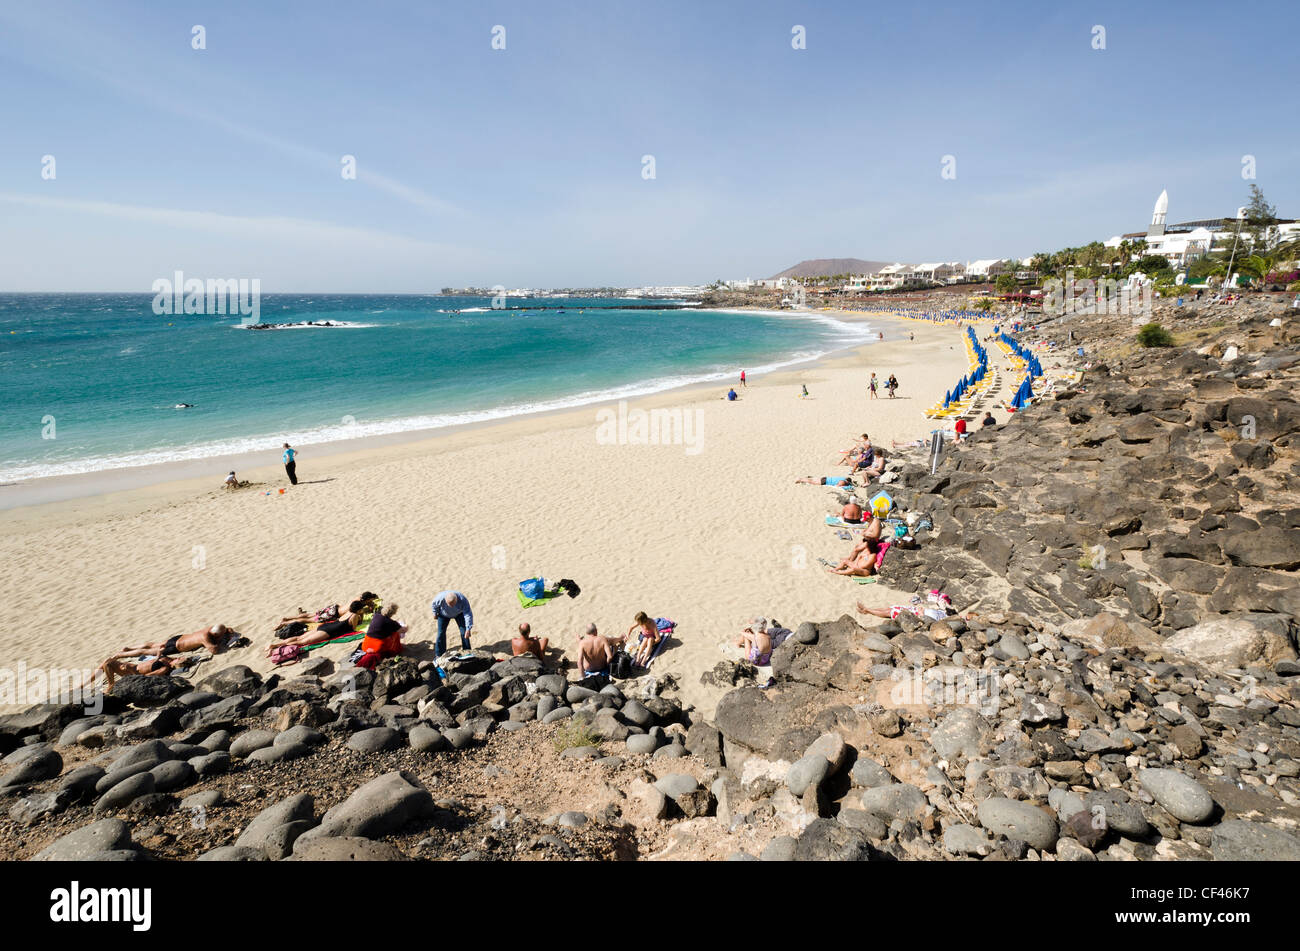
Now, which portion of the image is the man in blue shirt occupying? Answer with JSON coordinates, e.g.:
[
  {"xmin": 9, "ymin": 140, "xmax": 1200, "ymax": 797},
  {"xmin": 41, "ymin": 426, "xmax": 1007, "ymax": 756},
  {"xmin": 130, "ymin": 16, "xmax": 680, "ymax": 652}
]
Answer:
[
  {"xmin": 282, "ymin": 443, "xmax": 298, "ymax": 485},
  {"xmin": 430, "ymin": 590, "xmax": 473, "ymax": 656}
]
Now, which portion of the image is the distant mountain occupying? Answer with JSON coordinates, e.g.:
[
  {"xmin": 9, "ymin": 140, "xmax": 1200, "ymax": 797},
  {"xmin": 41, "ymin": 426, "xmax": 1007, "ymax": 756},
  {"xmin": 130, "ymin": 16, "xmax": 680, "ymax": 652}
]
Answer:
[{"xmin": 769, "ymin": 258, "xmax": 891, "ymax": 279}]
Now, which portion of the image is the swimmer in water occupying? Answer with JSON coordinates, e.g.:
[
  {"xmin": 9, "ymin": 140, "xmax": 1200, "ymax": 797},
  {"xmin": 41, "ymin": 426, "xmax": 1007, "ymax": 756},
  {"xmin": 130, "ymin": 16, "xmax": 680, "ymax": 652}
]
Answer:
[{"xmin": 175, "ymin": 403, "xmax": 194, "ymax": 409}]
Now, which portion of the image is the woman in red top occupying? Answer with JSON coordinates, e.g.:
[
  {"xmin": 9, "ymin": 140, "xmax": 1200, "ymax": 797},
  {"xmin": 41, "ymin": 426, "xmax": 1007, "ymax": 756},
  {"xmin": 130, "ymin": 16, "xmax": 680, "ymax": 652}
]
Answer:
[{"xmin": 954, "ymin": 418, "xmax": 968, "ymax": 439}]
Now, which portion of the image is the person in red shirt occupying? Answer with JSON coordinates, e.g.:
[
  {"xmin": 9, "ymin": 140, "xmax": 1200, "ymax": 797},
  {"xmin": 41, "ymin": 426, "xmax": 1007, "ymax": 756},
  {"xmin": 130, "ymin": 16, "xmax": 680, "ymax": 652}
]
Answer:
[{"xmin": 954, "ymin": 418, "xmax": 968, "ymax": 440}]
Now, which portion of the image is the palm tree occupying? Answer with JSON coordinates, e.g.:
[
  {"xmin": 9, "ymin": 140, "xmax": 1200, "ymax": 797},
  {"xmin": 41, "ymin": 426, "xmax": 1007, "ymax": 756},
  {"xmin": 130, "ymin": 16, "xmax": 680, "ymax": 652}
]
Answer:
[{"xmin": 1241, "ymin": 254, "xmax": 1277, "ymax": 285}]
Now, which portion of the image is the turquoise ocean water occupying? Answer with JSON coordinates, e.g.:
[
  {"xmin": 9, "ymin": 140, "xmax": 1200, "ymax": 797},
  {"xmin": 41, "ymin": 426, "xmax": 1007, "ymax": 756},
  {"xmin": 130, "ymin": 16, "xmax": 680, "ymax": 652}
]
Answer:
[{"xmin": 0, "ymin": 294, "xmax": 873, "ymax": 482}]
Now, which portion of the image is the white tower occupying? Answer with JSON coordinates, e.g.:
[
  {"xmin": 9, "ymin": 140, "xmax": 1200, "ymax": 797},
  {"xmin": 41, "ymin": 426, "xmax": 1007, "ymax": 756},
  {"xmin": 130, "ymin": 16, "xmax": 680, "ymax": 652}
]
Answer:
[{"xmin": 1148, "ymin": 189, "xmax": 1168, "ymax": 236}]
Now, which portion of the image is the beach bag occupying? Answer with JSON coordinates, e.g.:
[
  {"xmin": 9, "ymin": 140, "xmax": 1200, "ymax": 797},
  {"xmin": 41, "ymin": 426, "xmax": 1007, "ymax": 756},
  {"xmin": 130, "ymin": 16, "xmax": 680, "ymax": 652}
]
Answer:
[
  {"xmin": 270, "ymin": 644, "xmax": 306, "ymax": 667},
  {"xmin": 274, "ymin": 621, "xmax": 307, "ymax": 640},
  {"xmin": 610, "ymin": 650, "xmax": 634, "ymax": 680},
  {"xmin": 519, "ymin": 577, "xmax": 546, "ymax": 600}
]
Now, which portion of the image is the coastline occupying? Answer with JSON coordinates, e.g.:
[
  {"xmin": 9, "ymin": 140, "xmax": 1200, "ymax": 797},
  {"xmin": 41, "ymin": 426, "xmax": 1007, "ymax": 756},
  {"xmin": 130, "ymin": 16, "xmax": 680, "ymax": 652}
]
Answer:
[
  {"xmin": 0, "ymin": 309, "xmax": 974, "ymax": 720},
  {"xmin": 0, "ymin": 307, "xmax": 890, "ymax": 514}
]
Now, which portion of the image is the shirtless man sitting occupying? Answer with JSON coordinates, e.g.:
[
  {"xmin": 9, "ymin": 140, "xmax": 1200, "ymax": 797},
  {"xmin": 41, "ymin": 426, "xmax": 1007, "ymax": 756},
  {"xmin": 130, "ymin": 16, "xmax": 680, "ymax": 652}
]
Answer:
[
  {"xmin": 576, "ymin": 624, "xmax": 613, "ymax": 676},
  {"xmin": 841, "ymin": 496, "xmax": 864, "ymax": 524},
  {"xmin": 512, "ymin": 622, "xmax": 549, "ymax": 660}
]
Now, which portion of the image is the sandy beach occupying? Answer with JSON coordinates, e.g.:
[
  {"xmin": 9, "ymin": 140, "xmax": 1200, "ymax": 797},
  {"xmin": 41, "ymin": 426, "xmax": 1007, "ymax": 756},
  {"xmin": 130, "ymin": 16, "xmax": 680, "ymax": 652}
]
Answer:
[{"xmin": 0, "ymin": 311, "xmax": 981, "ymax": 716}]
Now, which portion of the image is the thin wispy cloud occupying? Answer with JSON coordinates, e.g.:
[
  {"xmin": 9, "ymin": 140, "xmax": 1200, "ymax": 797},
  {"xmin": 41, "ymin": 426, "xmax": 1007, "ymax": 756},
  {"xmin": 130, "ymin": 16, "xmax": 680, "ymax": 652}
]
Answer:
[{"xmin": 0, "ymin": 193, "xmax": 458, "ymax": 253}]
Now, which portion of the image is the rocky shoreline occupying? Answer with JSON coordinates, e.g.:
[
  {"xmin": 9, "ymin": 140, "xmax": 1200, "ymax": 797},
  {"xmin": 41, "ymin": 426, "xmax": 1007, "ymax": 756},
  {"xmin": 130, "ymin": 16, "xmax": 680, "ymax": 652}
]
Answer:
[{"xmin": 3, "ymin": 296, "xmax": 1298, "ymax": 861}]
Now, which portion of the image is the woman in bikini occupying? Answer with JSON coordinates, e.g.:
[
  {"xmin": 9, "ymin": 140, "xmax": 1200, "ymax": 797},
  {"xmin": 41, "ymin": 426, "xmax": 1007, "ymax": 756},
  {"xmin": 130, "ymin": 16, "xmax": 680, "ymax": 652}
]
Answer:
[
  {"xmin": 271, "ymin": 600, "xmax": 370, "ymax": 653},
  {"xmin": 82, "ymin": 653, "xmax": 178, "ymax": 690},
  {"xmin": 279, "ymin": 592, "xmax": 377, "ymax": 625},
  {"xmin": 628, "ymin": 612, "xmax": 660, "ymax": 667}
]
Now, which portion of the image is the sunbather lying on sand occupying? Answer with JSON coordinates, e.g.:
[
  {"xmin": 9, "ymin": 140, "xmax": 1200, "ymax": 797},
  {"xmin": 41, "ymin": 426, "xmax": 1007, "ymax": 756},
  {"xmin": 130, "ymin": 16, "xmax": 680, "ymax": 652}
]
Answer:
[
  {"xmin": 111, "ymin": 624, "xmax": 238, "ymax": 661},
  {"xmin": 577, "ymin": 624, "xmax": 613, "ymax": 676},
  {"xmin": 271, "ymin": 600, "xmax": 370, "ymax": 652},
  {"xmin": 513, "ymin": 622, "xmax": 548, "ymax": 660},
  {"xmin": 279, "ymin": 592, "xmax": 377, "ymax": 625},
  {"xmin": 85, "ymin": 654, "xmax": 178, "ymax": 689},
  {"xmin": 797, "ymin": 475, "xmax": 856, "ymax": 487},
  {"xmin": 856, "ymin": 591, "xmax": 954, "ymax": 621}
]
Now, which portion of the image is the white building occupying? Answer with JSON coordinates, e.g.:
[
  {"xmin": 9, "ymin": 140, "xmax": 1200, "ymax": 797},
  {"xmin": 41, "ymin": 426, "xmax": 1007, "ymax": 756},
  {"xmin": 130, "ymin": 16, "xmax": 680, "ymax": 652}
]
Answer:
[
  {"xmin": 913, "ymin": 262, "xmax": 964, "ymax": 283},
  {"xmin": 965, "ymin": 259, "xmax": 1011, "ymax": 279},
  {"xmin": 1104, "ymin": 189, "xmax": 1300, "ymax": 268}
]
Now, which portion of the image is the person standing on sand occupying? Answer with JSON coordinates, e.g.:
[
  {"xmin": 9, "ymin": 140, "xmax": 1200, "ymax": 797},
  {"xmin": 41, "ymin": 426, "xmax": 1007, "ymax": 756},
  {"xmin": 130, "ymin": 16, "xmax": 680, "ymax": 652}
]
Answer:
[
  {"xmin": 282, "ymin": 443, "xmax": 298, "ymax": 485},
  {"xmin": 431, "ymin": 590, "xmax": 473, "ymax": 656},
  {"xmin": 868, "ymin": 373, "xmax": 878, "ymax": 399},
  {"xmin": 740, "ymin": 369, "xmax": 747, "ymax": 387}
]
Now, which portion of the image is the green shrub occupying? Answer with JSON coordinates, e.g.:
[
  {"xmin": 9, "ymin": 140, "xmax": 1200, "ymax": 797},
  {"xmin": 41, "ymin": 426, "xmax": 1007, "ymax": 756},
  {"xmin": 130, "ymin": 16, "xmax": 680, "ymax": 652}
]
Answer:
[
  {"xmin": 1136, "ymin": 323, "xmax": 1174, "ymax": 347},
  {"xmin": 551, "ymin": 719, "xmax": 599, "ymax": 753}
]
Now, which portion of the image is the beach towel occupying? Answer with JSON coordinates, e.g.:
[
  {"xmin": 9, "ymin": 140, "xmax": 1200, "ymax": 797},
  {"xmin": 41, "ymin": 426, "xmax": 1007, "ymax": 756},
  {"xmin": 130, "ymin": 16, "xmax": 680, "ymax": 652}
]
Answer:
[
  {"xmin": 641, "ymin": 619, "xmax": 676, "ymax": 667},
  {"xmin": 824, "ymin": 515, "xmax": 865, "ymax": 529},
  {"xmin": 516, "ymin": 587, "xmax": 560, "ymax": 609},
  {"xmin": 303, "ymin": 631, "xmax": 366, "ymax": 651}
]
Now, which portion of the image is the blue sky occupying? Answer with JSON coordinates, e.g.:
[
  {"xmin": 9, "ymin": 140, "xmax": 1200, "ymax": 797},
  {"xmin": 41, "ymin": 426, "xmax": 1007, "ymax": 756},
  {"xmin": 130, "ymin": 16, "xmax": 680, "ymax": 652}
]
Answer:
[{"xmin": 1, "ymin": 0, "xmax": 1296, "ymax": 291}]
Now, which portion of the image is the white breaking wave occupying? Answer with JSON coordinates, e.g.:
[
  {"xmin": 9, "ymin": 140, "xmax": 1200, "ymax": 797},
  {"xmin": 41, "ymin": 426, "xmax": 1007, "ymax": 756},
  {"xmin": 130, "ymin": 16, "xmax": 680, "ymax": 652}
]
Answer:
[{"xmin": 1, "ymin": 341, "xmax": 856, "ymax": 483}]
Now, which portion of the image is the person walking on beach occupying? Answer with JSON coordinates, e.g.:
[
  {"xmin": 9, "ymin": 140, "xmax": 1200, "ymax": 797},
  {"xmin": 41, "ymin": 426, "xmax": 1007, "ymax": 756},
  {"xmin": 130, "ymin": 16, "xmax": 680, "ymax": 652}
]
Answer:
[
  {"xmin": 739, "ymin": 369, "xmax": 747, "ymax": 387},
  {"xmin": 886, "ymin": 374, "xmax": 899, "ymax": 398},
  {"xmin": 282, "ymin": 443, "xmax": 298, "ymax": 485},
  {"xmin": 868, "ymin": 373, "xmax": 878, "ymax": 399},
  {"xmin": 431, "ymin": 589, "xmax": 474, "ymax": 656}
]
